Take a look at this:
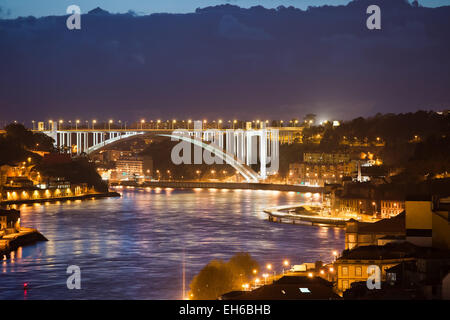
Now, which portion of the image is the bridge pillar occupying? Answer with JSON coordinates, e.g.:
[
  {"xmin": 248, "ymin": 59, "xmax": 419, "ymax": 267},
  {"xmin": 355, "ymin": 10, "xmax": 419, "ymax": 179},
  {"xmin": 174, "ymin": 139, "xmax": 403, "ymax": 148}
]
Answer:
[{"xmin": 260, "ymin": 129, "xmax": 267, "ymax": 180}]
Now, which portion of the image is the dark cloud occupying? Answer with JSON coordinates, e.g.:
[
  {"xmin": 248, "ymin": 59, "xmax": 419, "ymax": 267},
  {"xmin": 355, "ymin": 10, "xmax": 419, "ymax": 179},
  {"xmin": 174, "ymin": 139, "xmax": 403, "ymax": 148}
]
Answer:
[{"xmin": 0, "ymin": 0, "xmax": 449, "ymax": 122}]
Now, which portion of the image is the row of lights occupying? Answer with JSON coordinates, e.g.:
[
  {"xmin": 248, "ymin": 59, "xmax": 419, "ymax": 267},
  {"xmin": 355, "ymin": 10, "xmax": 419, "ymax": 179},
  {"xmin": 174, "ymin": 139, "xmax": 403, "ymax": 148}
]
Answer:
[
  {"xmin": 242, "ymin": 251, "xmax": 339, "ymax": 290},
  {"xmin": 39, "ymin": 118, "xmax": 314, "ymax": 130}
]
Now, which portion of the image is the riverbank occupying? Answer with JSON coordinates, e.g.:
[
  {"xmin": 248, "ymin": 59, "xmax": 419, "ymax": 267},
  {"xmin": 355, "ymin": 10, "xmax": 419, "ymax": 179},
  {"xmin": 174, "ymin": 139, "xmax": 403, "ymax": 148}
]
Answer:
[
  {"xmin": 114, "ymin": 181, "xmax": 326, "ymax": 193},
  {"xmin": 264, "ymin": 204, "xmax": 350, "ymax": 227},
  {"xmin": 0, "ymin": 227, "xmax": 48, "ymax": 258},
  {"xmin": 0, "ymin": 191, "xmax": 121, "ymax": 206}
]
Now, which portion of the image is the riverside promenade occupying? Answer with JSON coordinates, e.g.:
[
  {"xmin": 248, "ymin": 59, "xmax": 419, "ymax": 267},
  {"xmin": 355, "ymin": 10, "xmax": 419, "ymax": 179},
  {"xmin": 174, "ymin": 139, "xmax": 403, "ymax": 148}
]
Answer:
[
  {"xmin": 264, "ymin": 204, "xmax": 349, "ymax": 227},
  {"xmin": 116, "ymin": 181, "xmax": 326, "ymax": 193},
  {"xmin": 0, "ymin": 191, "xmax": 120, "ymax": 206}
]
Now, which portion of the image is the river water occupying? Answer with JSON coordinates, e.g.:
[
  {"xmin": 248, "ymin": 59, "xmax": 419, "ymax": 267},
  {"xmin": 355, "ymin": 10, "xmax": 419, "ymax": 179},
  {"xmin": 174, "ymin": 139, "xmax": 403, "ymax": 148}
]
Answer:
[{"xmin": 0, "ymin": 188, "xmax": 344, "ymax": 299}]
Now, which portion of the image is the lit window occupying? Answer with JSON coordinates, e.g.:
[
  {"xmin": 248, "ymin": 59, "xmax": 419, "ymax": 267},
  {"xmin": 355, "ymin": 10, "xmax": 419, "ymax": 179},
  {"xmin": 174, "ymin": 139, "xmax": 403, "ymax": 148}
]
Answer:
[
  {"xmin": 342, "ymin": 267, "xmax": 349, "ymax": 276},
  {"xmin": 299, "ymin": 288, "xmax": 311, "ymax": 293}
]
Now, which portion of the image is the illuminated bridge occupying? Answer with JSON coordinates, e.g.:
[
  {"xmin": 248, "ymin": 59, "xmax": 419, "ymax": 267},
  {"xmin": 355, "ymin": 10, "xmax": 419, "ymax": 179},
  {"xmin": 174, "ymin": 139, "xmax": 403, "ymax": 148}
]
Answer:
[{"xmin": 38, "ymin": 123, "xmax": 302, "ymax": 182}]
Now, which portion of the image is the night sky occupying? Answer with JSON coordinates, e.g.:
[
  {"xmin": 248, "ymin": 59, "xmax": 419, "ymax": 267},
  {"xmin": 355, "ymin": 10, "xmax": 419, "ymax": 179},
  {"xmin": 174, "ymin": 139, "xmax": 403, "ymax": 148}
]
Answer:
[
  {"xmin": 1, "ymin": 0, "xmax": 450, "ymax": 123},
  {"xmin": 1, "ymin": 1, "xmax": 448, "ymax": 19}
]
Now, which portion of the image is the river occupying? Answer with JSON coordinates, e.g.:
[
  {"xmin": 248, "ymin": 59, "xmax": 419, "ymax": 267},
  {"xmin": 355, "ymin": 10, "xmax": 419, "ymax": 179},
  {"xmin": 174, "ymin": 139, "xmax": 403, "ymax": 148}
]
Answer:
[{"xmin": 0, "ymin": 188, "xmax": 344, "ymax": 299}]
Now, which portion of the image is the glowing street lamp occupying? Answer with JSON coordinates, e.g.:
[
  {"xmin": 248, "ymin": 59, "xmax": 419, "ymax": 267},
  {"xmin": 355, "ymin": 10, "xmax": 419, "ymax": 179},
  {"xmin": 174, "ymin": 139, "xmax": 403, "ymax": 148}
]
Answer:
[
  {"xmin": 332, "ymin": 250, "xmax": 338, "ymax": 261},
  {"xmin": 75, "ymin": 119, "xmax": 80, "ymax": 130},
  {"xmin": 262, "ymin": 273, "xmax": 269, "ymax": 285},
  {"xmin": 141, "ymin": 119, "xmax": 145, "ymax": 129},
  {"xmin": 109, "ymin": 119, "xmax": 113, "ymax": 130},
  {"xmin": 92, "ymin": 119, "xmax": 97, "ymax": 129},
  {"xmin": 282, "ymin": 260, "xmax": 290, "ymax": 274}
]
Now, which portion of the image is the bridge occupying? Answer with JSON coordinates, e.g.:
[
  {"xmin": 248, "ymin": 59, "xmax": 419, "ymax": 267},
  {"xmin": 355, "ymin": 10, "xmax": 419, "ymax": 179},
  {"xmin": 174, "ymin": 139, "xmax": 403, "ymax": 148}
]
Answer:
[{"xmin": 38, "ymin": 122, "xmax": 301, "ymax": 182}]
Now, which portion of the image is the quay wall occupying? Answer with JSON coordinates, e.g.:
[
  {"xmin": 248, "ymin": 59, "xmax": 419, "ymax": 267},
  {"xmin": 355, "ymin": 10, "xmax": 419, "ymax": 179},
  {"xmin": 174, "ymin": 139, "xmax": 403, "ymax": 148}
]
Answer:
[{"xmin": 117, "ymin": 181, "xmax": 326, "ymax": 193}]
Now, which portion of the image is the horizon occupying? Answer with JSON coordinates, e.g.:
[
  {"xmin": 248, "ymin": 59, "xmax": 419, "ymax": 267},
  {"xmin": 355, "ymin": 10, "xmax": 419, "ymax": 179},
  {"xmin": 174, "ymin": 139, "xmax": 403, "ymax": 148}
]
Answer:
[{"xmin": 1, "ymin": 0, "xmax": 450, "ymax": 19}]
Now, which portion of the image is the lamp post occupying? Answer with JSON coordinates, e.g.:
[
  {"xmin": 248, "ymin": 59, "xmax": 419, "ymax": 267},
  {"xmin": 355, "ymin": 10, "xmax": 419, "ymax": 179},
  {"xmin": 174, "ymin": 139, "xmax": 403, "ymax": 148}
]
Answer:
[
  {"xmin": 141, "ymin": 119, "xmax": 145, "ymax": 130},
  {"xmin": 92, "ymin": 120, "xmax": 96, "ymax": 130},
  {"xmin": 109, "ymin": 120, "xmax": 113, "ymax": 130},
  {"xmin": 282, "ymin": 260, "xmax": 289, "ymax": 275},
  {"xmin": 76, "ymin": 120, "xmax": 80, "ymax": 130}
]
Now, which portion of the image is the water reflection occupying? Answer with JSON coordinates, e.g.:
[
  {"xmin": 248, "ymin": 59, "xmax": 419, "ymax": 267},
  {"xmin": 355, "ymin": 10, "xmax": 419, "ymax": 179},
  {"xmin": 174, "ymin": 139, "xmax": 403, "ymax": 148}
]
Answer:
[{"xmin": 0, "ymin": 189, "xmax": 344, "ymax": 299}]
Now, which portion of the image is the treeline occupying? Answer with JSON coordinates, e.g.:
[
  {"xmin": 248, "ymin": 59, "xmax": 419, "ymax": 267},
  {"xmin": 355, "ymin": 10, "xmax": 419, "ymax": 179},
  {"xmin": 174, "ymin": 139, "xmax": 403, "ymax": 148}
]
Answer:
[
  {"xmin": 0, "ymin": 123, "xmax": 54, "ymax": 165},
  {"xmin": 319, "ymin": 111, "xmax": 450, "ymax": 147},
  {"xmin": 288, "ymin": 111, "xmax": 450, "ymax": 181},
  {"xmin": 0, "ymin": 123, "xmax": 107, "ymax": 191}
]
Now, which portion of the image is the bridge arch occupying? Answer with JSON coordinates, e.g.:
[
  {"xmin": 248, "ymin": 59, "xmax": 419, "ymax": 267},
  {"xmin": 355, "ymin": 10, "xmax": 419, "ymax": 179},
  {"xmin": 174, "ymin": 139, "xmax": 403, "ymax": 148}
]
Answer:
[{"xmin": 160, "ymin": 133, "xmax": 260, "ymax": 183}]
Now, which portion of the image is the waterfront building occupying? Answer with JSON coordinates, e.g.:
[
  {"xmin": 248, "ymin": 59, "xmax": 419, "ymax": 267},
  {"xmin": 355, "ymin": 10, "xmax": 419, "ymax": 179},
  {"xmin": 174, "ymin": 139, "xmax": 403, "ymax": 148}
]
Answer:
[
  {"xmin": 334, "ymin": 242, "xmax": 419, "ymax": 293},
  {"xmin": 331, "ymin": 182, "xmax": 405, "ymax": 218},
  {"xmin": 381, "ymin": 200, "xmax": 405, "ymax": 217},
  {"xmin": 405, "ymin": 196, "xmax": 450, "ymax": 250},
  {"xmin": 115, "ymin": 156, "xmax": 144, "ymax": 181},
  {"xmin": 343, "ymin": 248, "xmax": 450, "ymax": 300},
  {"xmin": 0, "ymin": 209, "xmax": 20, "ymax": 236},
  {"xmin": 345, "ymin": 212, "xmax": 406, "ymax": 250},
  {"xmin": 0, "ymin": 183, "xmax": 88, "ymax": 202},
  {"xmin": 288, "ymin": 152, "xmax": 356, "ymax": 186}
]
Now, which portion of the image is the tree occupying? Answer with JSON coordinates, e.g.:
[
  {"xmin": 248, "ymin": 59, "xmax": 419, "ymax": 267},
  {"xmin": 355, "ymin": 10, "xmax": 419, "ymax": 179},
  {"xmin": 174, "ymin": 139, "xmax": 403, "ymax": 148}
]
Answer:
[{"xmin": 189, "ymin": 252, "xmax": 259, "ymax": 300}]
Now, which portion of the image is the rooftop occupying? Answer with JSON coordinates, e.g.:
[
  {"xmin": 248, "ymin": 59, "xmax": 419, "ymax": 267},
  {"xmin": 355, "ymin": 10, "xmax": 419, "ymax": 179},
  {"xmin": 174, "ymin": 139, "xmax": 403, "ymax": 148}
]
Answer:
[{"xmin": 220, "ymin": 276, "xmax": 340, "ymax": 300}]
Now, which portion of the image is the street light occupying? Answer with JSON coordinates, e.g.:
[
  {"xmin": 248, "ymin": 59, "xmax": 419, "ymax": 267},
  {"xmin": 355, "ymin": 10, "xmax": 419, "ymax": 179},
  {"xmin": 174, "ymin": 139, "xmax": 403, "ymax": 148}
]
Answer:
[
  {"xmin": 262, "ymin": 273, "xmax": 269, "ymax": 285},
  {"xmin": 109, "ymin": 119, "xmax": 113, "ymax": 130},
  {"xmin": 282, "ymin": 260, "xmax": 289, "ymax": 274},
  {"xmin": 76, "ymin": 120, "xmax": 80, "ymax": 130},
  {"xmin": 141, "ymin": 119, "xmax": 145, "ymax": 130},
  {"xmin": 92, "ymin": 119, "xmax": 97, "ymax": 129}
]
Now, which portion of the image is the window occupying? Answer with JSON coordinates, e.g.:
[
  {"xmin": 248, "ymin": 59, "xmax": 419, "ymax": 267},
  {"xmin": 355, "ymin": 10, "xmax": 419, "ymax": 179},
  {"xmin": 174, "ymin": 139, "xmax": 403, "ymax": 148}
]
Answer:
[
  {"xmin": 342, "ymin": 280, "xmax": 349, "ymax": 291},
  {"xmin": 342, "ymin": 266, "xmax": 349, "ymax": 276},
  {"xmin": 355, "ymin": 266, "xmax": 362, "ymax": 276},
  {"xmin": 299, "ymin": 288, "xmax": 311, "ymax": 293}
]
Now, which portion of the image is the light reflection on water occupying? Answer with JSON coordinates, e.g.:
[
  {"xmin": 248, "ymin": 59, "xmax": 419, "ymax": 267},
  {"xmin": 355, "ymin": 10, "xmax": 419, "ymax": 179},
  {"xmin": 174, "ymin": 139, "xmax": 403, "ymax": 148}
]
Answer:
[{"xmin": 0, "ymin": 188, "xmax": 344, "ymax": 299}]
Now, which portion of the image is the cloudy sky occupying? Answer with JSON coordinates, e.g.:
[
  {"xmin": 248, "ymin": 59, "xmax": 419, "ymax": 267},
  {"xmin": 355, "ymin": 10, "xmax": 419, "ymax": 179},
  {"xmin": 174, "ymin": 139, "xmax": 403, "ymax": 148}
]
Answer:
[
  {"xmin": 1, "ymin": 0, "xmax": 450, "ymax": 123},
  {"xmin": 1, "ymin": 0, "xmax": 449, "ymax": 18}
]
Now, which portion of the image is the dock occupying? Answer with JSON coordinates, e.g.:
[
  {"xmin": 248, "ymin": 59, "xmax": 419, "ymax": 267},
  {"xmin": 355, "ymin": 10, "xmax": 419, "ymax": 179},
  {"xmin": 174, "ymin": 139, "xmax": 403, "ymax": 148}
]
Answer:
[{"xmin": 0, "ymin": 228, "xmax": 48, "ymax": 258}]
